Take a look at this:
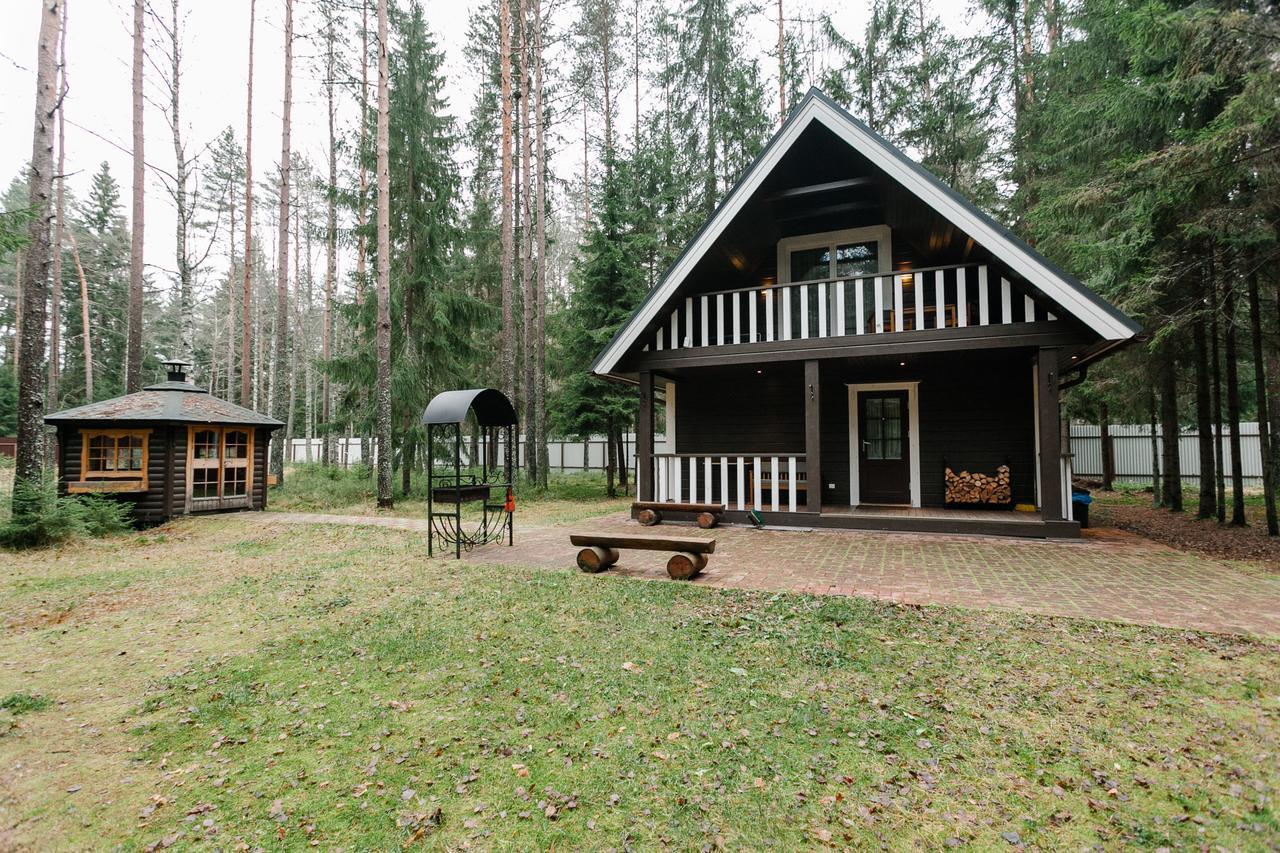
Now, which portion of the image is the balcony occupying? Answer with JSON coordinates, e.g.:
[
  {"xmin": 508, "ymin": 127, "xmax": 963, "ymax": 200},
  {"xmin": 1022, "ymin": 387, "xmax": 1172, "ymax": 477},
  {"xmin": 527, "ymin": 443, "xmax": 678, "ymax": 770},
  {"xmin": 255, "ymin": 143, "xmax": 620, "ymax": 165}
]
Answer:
[{"xmin": 642, "ymin": 263, "xmax": 1059, "ymax": 354}]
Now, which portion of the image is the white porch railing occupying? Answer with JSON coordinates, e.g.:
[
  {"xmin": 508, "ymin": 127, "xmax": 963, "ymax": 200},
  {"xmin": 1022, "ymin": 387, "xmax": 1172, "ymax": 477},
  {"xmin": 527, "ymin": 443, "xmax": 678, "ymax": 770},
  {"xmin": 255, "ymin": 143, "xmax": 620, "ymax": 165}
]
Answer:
[
  {"xmin": 653, "ymin": 453, "xmax": 806, "ymax": 512},
  {"xmin": 644, "ymin": 263, "xmax": 1056, "ymax": 352}
]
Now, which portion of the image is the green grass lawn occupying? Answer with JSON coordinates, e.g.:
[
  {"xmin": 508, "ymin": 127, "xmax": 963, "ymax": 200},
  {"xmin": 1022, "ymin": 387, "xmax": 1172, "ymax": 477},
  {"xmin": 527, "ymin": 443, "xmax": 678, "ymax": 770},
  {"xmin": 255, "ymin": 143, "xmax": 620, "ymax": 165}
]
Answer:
[{"xmin": 0, "ymin": 517, "xmax": 1276, "ymax": 849}]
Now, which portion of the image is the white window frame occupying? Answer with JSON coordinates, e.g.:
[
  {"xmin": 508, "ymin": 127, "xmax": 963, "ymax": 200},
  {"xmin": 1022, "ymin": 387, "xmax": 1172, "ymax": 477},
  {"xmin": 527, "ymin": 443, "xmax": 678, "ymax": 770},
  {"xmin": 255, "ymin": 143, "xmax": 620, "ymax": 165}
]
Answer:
[
  {"xmin": 847, "ymin": 381, "xmax": 921, "ymax": 508},
  {"xmin": 777, "ymin": 225, "xmax": 893, "ymax": 284}
]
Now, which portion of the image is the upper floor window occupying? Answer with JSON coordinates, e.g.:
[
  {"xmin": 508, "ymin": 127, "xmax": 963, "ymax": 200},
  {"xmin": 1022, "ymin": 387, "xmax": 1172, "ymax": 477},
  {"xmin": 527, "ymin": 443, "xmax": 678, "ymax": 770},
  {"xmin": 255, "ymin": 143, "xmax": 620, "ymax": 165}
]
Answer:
[{"xmin": 777, "ymin": 226, "xmax": 892, "ymax": 284}]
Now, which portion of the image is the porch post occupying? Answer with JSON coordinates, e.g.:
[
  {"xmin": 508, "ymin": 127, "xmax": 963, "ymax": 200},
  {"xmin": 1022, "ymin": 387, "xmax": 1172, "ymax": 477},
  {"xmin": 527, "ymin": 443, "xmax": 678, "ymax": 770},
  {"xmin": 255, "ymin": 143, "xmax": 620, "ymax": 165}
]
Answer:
[
  {"xmin": 804, "ymin": 360, "xmax": 822, "ymax": 513},
  {"xmin": 637, "ymin": 370, "xmax": 654, "ymax": 502},
  {"xmin": 1036, "ymin": 347, "xmax": 1064, "ymax": 521}
]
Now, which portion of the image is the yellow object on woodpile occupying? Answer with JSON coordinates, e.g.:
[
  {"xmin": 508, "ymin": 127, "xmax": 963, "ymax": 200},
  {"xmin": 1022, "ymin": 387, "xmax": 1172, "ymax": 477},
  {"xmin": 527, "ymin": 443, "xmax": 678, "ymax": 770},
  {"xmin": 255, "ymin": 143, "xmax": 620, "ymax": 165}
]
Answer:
[{"xmin": 944, "ymin": 464, "xmax": 1012, "ymax": 504}]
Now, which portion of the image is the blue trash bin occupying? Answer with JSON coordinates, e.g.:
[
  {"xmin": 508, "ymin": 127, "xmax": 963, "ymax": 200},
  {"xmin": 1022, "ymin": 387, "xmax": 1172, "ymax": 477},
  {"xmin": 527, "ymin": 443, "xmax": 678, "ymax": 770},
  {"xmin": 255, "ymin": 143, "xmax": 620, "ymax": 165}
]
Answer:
[{"xmin": 1071, "ymin": 487, "xmax": 1093, "ymax": 528}]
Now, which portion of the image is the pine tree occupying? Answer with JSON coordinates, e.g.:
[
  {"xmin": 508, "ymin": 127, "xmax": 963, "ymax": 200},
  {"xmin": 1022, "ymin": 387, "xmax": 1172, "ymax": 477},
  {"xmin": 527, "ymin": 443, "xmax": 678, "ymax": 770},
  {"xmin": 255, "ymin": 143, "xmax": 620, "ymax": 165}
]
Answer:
[
  {"xmin": 14, "ymin": 0, "xmax": 61, "ymax": 516},
  {"xmin": 553, "ymin": 151, "xmax": 646, "ymax": 497},
  {"xmin": 127, "ymin": 0, "xmax": 144, "ymax": 393}
]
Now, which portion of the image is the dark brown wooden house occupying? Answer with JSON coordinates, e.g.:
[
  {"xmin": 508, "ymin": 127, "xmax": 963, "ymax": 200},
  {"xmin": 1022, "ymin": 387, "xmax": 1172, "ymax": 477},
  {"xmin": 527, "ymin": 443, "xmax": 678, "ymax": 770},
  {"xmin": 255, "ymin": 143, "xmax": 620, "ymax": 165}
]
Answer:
[
  {"xmin": 45, "ymin": 360, "xmax": 283, "ymax": 525},
  {"xmin": 595, "ymin": 89, "xmax": 1140, "ymax": 538}
]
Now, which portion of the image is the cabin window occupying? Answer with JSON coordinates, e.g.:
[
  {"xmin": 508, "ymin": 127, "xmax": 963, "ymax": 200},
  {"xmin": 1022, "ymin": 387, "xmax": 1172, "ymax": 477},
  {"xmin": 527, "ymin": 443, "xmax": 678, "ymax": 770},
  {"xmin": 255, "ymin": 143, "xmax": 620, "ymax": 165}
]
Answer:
[
  {"xmin": 777, "ymin": 226, "xmax": 892, "ymax": 284},
  {"xmin": 76, "ymin": 429, "xmax": 150, "ymax": 492},
  {"xmin": 188, "ymin": 426, "xmax": 254, "ymax": 504}
]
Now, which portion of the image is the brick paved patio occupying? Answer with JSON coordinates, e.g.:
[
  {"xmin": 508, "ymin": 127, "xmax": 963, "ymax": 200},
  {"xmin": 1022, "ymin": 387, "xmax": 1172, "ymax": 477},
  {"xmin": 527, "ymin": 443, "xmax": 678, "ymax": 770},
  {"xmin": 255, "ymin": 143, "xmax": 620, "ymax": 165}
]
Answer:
[
  {"xmin": 472, "ymin": 513, "xmax": 1280, "ymax": 637},
  {"xmin": 267, "ymin": 511, "xmax": 1280, "ymax": 637}
]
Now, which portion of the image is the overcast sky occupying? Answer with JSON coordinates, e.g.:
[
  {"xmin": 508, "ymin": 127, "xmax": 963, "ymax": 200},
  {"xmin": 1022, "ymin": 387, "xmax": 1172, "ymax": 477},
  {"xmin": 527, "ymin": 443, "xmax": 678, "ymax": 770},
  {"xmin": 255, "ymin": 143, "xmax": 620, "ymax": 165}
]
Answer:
[{"xmin": 1, "ymin": 0, "xmax": 973, "ymax": 292}]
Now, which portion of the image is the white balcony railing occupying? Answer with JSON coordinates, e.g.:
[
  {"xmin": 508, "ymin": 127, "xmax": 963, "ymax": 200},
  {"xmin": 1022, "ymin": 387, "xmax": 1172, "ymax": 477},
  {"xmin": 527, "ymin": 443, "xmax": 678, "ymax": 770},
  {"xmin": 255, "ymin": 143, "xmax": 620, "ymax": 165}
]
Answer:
[
  {"xmin": 644, "ymin": 263, "xmax": 1056, "ymax": 352},
  {"xmin": 653, "ymin": 453, "xmax": 806, "ymax": 513}
]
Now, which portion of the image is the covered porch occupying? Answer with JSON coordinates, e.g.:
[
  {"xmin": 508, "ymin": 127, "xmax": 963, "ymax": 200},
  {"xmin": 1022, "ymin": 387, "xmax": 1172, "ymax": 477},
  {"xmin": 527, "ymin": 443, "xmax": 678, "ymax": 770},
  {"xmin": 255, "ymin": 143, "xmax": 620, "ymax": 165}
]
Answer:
[{"xmin": 634, "ymin": 347, "xmax": 1079, "ymax": 538}]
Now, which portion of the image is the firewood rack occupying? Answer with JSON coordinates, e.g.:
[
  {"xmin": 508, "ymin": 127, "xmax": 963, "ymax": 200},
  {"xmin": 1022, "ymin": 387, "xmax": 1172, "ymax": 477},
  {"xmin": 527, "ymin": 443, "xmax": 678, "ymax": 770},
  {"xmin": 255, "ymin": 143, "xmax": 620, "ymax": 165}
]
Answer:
[{"xmin": 942, "ymin": 456, "xmax": 1014, "ymax": 510}]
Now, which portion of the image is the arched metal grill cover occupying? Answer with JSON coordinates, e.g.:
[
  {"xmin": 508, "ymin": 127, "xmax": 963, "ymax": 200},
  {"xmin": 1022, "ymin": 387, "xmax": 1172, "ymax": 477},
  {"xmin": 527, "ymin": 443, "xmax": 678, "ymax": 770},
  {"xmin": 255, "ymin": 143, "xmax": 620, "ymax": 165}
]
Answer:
[{"xmin": 421, "ymin": 388, "xmax": 517, "ymax": 428}]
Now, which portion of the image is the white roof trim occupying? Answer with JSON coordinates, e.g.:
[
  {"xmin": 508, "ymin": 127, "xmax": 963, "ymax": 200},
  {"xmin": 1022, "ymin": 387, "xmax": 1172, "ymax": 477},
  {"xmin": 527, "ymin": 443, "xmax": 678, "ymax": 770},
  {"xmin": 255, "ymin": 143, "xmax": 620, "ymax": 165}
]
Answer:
[{"xmin": 592, "ymin": 91, "xmax": 1137, "ymax": 376}]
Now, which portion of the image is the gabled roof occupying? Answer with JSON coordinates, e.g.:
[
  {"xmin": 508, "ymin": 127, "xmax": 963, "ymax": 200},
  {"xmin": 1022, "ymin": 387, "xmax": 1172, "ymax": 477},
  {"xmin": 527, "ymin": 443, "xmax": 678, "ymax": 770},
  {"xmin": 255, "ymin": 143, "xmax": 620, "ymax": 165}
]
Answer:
[
  {"xmin": 592, "ymin": 88, "xmax": 1140, "ymax": 377},
  {"xmin": 46, "ymin": 380, "xmax": 283, "ymax": 427}
]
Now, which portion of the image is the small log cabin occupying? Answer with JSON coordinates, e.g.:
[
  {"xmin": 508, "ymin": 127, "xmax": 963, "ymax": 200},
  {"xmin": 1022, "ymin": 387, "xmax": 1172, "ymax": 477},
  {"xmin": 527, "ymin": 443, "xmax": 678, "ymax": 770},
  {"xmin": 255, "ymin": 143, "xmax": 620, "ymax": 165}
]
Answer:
[
  {"xmin": 594, "ymin": 88, "xmax": 1140, "ymax": 538},
  {"xmin": 45, "ymin": 360, "xmax": 283, "ymax": 525}
]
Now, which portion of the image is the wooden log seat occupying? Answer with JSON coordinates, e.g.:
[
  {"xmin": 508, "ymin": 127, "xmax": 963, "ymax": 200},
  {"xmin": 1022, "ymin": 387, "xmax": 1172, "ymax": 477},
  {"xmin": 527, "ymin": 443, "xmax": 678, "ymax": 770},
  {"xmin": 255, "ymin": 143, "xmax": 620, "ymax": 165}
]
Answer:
[
  {"xmin": 631, "ymin": 501, "xmax": 725, "ymax": 529},
  {"xmin": 944, "ymin": 464, "xmax": 1012, "ymax": 505},
  {"xmin": 569, "ymin": 532, "xmax": 716, "ymax": 580}
]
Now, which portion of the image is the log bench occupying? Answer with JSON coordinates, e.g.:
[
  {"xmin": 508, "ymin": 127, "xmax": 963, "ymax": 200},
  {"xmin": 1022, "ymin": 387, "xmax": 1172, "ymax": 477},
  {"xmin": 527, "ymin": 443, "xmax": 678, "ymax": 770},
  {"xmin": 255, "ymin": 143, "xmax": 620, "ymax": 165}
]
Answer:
[
  {"xmin": 570, "ymin": 532, "xmax": 716, "ymax": 580},
  {"xmin": 631, "ymin": 501, "xmax": 725, "ymax": 529}
]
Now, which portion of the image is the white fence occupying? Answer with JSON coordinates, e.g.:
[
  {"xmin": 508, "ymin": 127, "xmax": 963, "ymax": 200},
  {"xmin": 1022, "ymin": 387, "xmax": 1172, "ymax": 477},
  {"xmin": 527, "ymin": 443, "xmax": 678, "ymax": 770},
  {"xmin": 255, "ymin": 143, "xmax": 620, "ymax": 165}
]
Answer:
[
  {"xmin": 1068, "ymin": 422, "xmax": 1264, "ymax": 486},
  {"xmin": 285, "ymin": 424, "xmax": 1264, "ymax": 487},
  {"xmin": 286, "ymin": 434, "xmax": 646, "ymax": 477}
]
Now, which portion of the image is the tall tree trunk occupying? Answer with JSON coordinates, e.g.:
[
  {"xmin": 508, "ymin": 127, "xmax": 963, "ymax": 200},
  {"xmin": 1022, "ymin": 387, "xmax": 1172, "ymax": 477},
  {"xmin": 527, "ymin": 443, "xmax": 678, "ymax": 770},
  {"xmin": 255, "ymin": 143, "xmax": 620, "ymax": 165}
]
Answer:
[
  {"xmin": 271, "ymin": 0, "xmax": 293, "ymax": 482},
  {"xmin": 602, "ymin": 13, "xmax": 614, "ymax": 169},
  {"xmin": 1223, "ymin": 279, "xmax": 1246, "ymax": 525},
  {"xmin": 499, "ymin": 0, "xmax": 516, "ymax": 410},
  {"xmin": 286, "ymin": 198, "xmax": 299, "ymax": 462},
  {"xmin": 633, "ymin": 0, "xmax": 641, "ymax": 139},
  {"xmin": 15, "ymin": 0, "xmax": 60, "ymax": 518},
  {"xmin": 1019, "ymin": 0, "xmax": 1035, "ymax": 107},
  {"xmin": 358, "ymin": 0, "xmax": 371, "ymax": 468},
  {"xmin": 68, "ymin": 232, "xmax": 92, "ymax": 400},
  {"xmin": 13, "ymin": 250, "xmax": 23, "ymax": 378},
  {"xmin": 616, "ymin": 425, "xmax": 628, "ymax": 493},
  {"xmin": 1193, "ymin": 279, "xmax": 1217, "ymax": 519},
  {"xmin": 534, "ymin": 0, "xmax": 549, "ymax": 488},
  {"xmin": 241, "ymin": 0, "xmax": 255, "ymax": 407},
  {"xmin": 1159, "ymin": 345, "xmax": 1182, "ymax": 511},
  {"xmin": 1211, "ymin": 275, "xmax": 1226, "ymax": 522},
  {"xmin": 581, "ymin": 97, "xmax": 589, "ymax": 225},
  {"xmin": 776, "ymin": 0, "xmax": 785, "ymax": 124},
  {"xmin": 226, "ymin": 172, "xmax": 237, "ymax": 401},
  {"xmin": 401, "ymin": 423, "xmax": 413, "ymax": 496},
  {"xmin": 1248, "ymin": 266, "xmax": 1277, "ymax": 534},
  {"xmin": 1149, "ymin": 387, "xmax": 1162, "ymax": 507},
  {"xmin": 605, "ymin": 420, "xmax": 616, "ymax": 498},
  {"xmin": 323, "ymin": 6, "xmax": 337, "ymax": 466},
  {"xmin": 167, "ymin": 0, "xmax": 194, "ymax": 364},
  {"xmin": 48, "ymin": 0, "xmax": 66, "ymax": 415},
  {"xmin": 374, "ymin": 0, "xmax": 393, "ymax": 508},
  {"xmin": 519, "ymin": 0, "xmax": 536, "ymax": 485},
  {"xmin": 1099, "ymin": 402, "xmax": 1113, "ymax": 491},
  {"xmin": 126, "ymin": 0, "xmax": 144, "ymax": 393},
  {"xmin": 916, "ymin": 0, "xmax": 930, "ymax": 96}
]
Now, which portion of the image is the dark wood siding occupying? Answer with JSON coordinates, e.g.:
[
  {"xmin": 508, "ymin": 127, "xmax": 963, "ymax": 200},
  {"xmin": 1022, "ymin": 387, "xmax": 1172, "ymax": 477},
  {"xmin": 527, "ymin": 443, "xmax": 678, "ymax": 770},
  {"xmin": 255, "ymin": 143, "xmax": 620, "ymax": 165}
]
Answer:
[
  {"xmin": 673, "ymin": 363, "xmax": 806, "ymax": 456},
  {"xmin": 55, "ymin": 421, "xmax": 175, "ymax": 525},
  {"xmin": 818, "ymin": 352, "xmax": 1037, "ymax": 507},
  {"xmin": 54, "ymin": 421, "xmax": 274, "ymax": 523},
  {"xmin": 253, "ymin": 427, "xmax": 270, "ymax": 509},
  {"xmin": 672, "ymin": 352, "xmax": 1036, "ymax": 509}
]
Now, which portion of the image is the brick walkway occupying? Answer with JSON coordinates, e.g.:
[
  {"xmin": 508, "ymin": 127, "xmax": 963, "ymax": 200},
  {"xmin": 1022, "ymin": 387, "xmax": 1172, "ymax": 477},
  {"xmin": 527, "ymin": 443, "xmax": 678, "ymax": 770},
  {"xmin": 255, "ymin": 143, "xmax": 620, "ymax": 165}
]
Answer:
[{"xmin": 266, "ymin": 511, "xmax": 1280, "ymax": 637}]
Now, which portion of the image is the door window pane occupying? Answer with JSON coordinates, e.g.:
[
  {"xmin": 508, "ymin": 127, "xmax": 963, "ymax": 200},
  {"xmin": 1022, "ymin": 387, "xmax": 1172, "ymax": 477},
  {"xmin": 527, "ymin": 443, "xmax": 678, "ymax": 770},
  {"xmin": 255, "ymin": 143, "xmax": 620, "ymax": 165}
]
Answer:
[
  {"xmin": 835, "ymin": 242, "xmax": 878, "ymax": 277},
  {"xmin": 790, "ymin": 247, "xmax": 830, "ymax": 282},
  {"xmin": 223, "ymin": 465, "xmax": 247, "ymax": 496},
  {"xmin": 224, "ymin": 431, "xmax": 249, "ymax": 460},
  {"xmin": 193, "ymin": 467, "xmax": 218, "ymax": 499},
  {"xmin": 195, "ymin": 430, "xmax": 219, "ymax": 460},
  {"xmin": 865, "ymin": 396, "xmax": 905, "ymax": 461}
]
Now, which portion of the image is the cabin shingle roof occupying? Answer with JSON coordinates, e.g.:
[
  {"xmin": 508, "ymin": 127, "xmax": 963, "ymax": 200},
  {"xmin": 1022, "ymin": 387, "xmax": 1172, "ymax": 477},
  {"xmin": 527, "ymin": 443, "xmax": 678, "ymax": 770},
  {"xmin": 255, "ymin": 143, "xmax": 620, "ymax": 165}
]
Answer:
[{"xmin": 45, "ymin": 381, "xmax": 283, "ymax": 427}]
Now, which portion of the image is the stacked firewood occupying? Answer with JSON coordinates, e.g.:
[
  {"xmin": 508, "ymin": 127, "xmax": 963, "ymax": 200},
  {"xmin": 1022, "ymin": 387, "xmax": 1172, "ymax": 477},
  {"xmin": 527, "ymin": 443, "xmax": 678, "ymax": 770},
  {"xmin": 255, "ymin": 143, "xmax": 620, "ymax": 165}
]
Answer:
[{"xmin": 944, "ymin": 464, "xmax": 1012, "ymax": 504}]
